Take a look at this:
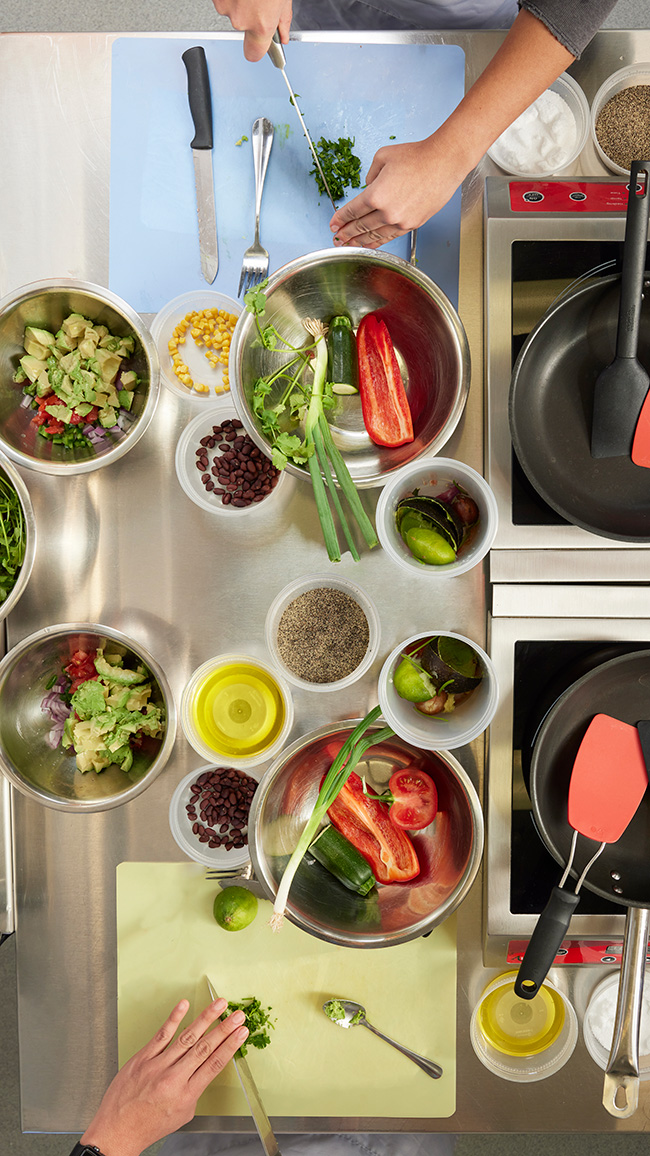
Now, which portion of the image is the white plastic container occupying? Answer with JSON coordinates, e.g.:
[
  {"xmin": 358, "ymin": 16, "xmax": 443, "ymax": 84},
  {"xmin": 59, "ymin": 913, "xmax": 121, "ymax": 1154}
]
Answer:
[
  {"xmin": 470, "ymin": 971, "xmax": 578, "ymax": 1082},
  {"xmin": 175, "ymin": 401, "xmax": 288, "ymax": 516},
  {"xmin": 265, "ymin": 573, "xmax": 381, "ymax": 692},
  {"xmin": 487, "ymin": 72, "xmax": 589, "ymax": 179},
  {"xmin": 378, "ymin": 630, "xmax": 499, "ymax": 751},
  {"xmin": 169, "ymin": 765, "xmax": 258, "ymax": 872},
  {"xmin": 583, "ymin": 970, "xmax": 650, "ymax": 1076},
  {"xmin": 181, "ymin": 653, "xmax": 294, "ymax": 769},
  {"xmin": 151, "ymin": 289, "xmax": 241, "ymax": 401},
  {"xmin": 375, "ymin": 456, "xmax": 498, "ymax": 578},
  {"xmin": 590, "ymin": 63, "xmax": 650, "ymax": 175}
]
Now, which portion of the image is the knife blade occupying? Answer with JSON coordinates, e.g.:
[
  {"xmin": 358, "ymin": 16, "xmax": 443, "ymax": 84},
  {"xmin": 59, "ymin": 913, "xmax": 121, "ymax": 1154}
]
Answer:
[
  {"xmin": 182, "ymin": 46, "xmax": 219, "ymax": 283},
  {"xmin": 267, "ymin": 33, "xmax": 337, "ymax": 215},
  {"xmin": 206, "ymin": 978, "xmax": 281, "ymax": 1156}
]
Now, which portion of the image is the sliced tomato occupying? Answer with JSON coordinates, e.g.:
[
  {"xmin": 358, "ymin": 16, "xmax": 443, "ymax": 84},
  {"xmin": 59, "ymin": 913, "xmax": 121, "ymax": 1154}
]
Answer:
[{"xmin": 388, "ymin": 767, "xmax": 438, "ymax": 831}]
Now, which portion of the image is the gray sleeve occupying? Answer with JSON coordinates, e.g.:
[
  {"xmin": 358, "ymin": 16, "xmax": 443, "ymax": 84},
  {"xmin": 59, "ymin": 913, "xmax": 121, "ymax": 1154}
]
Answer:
[{"xmin": 519, "ymin": 0, "xmax": 619, "ymax": 57}]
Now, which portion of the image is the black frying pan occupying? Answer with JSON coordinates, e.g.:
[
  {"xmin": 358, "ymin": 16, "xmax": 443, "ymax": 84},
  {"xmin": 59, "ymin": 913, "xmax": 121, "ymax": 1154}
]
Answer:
[
  {"xmin": 509, "ymin": 273, "xmax": 650, "ymax": 540},
  {"xmin": 515, "ymin": 650, "xmax": 650, "ymax": 1118}
]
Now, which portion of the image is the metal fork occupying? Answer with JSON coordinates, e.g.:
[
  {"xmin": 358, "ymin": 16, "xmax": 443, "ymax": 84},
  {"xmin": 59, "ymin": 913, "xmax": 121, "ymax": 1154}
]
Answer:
[{"xmin": 238, "ymin": 117, "xmax": 274, "ymax": 297}]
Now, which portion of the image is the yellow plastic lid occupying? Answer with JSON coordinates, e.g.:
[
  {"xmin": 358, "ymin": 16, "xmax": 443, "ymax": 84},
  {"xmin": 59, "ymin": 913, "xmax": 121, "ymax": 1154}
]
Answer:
[
  {"xmin": 477, "ymin": 972, "xmax": 566, "ymax": 1057},
  {"xmin": 192, "ymin": 662, "xmax": 284, "ymax": 757}
]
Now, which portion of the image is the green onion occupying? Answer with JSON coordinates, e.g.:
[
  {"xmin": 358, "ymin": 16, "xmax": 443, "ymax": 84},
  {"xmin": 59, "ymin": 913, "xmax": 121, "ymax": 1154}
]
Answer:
[{"xmin": 270, "ymin": 706, "xmax": 395, "ymax": 931}]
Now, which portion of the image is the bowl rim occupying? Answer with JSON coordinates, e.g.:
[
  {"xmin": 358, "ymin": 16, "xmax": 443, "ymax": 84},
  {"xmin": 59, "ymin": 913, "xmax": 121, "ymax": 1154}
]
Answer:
[
  {"xmin": 264, "ymin": 571, "xmax": 382, "ymax": 692},
  {"xmin": 0, "ymin": 621, "xmax": 177, "ymax": 811},
  {"xmin": 0, "ymin": 449, "xmax": 37, "ymax": 622},
  {"xmin": 0, "ymin": 277, "xmax": 160, "ymax": 475},
  {"xmin": 375, "ymin": 455, "xmax": 499, "ymax": 577},
  {"xmin": 229, "ymin": 246, "xmax": 471, "ymax": 489},
  {"xmin": 248, "ymin": 717, "xmax": 485, "ymax": 948},
  {"xmin": 377, "ymin": 629, "xmax": 499, "ymax": 750}
]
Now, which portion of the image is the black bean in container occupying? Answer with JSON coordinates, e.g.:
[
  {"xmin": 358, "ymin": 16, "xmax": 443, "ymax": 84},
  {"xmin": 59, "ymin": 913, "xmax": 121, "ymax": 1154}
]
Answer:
[
  {"xmin": 185, "ymin": 766, "xmax": 257, "ymax": 851},
  {"xmin": 194, "ymin": 418, "xmax": 280, "ymax": 508}
]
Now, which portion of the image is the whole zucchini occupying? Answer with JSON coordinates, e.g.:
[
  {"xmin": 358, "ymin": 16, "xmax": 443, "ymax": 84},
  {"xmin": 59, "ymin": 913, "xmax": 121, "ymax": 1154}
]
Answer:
[
  {"xmin": 309, "ymin": 823, "xmax": 376, "ymax": 896},
  {"xmin": 327, "ymin": 315, "xmax": 358, "ymax": 395}
]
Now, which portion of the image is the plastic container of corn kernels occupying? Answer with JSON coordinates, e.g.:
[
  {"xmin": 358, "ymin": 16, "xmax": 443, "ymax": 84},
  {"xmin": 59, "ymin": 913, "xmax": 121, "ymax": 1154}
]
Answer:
[{"xmin": 150, "ymin": 290, "xmax": 241, "ymax": 402}]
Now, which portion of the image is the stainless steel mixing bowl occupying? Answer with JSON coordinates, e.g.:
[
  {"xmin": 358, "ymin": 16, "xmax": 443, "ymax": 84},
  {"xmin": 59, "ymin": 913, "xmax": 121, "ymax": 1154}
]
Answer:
[
  {"xmin": 249, "ymin": 720, "xmax": 483, "ymax": 948},
  {"xmin": 0, "ymin": 623, "xmax": 176, "ymax": 811},
  {"xmin": 0, "ymin": 450, "xmax": 36, "ymax": 622},
  {"xmin": 230, "ymin": 248, "xmax": 470, "ymax": 487},
  {"xmin": 0, "ymin": 279, "xmax": 160, "ymax": 474}
]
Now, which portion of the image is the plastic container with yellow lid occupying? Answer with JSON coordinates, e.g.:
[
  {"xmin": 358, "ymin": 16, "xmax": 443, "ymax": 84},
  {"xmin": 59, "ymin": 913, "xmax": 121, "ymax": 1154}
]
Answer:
[
  {"xmin": 181, "ymin": 653, "xmax": 294, "ymax": 768},
  {"xmin": 470, "ymin": 971, "xmax": 578, "ymax": 1082}
]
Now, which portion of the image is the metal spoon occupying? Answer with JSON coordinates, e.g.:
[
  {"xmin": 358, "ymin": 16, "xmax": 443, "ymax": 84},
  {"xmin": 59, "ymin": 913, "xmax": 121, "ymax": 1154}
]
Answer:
[{"xmin": 322, "ymin": 998, "xmax": 443, "ymax": 1079}]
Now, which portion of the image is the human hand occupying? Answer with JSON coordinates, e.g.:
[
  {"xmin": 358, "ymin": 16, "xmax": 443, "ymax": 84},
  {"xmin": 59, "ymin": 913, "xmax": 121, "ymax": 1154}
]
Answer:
[
  {"xmin": 211, "ymin": 0, "xmax": 292, "ymax": 62},
  {"xmin": 329, "ymin": 135, "xmax": 470, "ymax": 250},
  {"xmin": 80, "ymin": 997, "xmax": 249, "ymax": 1156}
]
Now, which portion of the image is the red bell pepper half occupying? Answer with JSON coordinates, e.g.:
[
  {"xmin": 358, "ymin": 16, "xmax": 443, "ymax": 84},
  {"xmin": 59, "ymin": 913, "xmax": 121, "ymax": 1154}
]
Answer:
[
  {"xmin": 356, "ymin": 313, "xmax": 414, "ymax": 448},
  {"xmin": 327, "ymin": 771, "xmax": 420, "ymax": 883}
]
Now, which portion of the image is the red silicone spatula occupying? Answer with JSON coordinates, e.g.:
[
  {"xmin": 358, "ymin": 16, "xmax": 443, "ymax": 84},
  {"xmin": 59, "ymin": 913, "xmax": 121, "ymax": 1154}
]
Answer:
[{"xmin": 515, "ymin": 712, "xmax": 648, "ymax": 1000}]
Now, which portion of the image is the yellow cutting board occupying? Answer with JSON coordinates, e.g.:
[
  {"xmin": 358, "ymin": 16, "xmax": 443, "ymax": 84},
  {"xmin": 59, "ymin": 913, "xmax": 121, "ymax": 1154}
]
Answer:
[{"xmin": 116, "ymin": 862, "xmax": 456, "ymax": 1119}]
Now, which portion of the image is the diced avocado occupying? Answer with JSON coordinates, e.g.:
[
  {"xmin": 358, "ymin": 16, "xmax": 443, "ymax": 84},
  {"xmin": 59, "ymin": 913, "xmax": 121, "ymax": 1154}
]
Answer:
[
  {"xmin": 20, "ymin": 354, "xmax": 48, "ymax": 383},
  {"xmin": 99, "ymin": 334, "xmax": 121, "ymax": 352},
  {"xmin": 24, "ymin": 326, "xmax": 55, "ymax": 350},
  {"xmin": 120, "ymin": 371, "xmax": 137, "ymax": 387},
  {"xmin": 71, "ymin": 679, "xmax": 106, "ymax": 720},
  {"xmin": 74, "ymin": 402, "xmax": 94, "ymax": 417},
  {"xmin": 94, "ymin": 348, "xmax": 121, "ymax": 384},
  {"xmin": 60, "ymin": 350, "xmax": 81, "ymax": 375},
  {"xmin": 55, "ymin": 328, "xmax": 76, "ymax": 352},
  {"xmin": 35, "ymin": 374, "xmax": 53, "ymax": 397},
  {"xmin": 99, "ymin": 406, "xmax": 117, "ymax": 429},
  {"xmin": 12, "ymin": 367, "xmax": 26, "ymax": 384},
  {"xmin": 23, "ymin": 338, "xmax": 50, "ymax": 361},
  {"xmin": 45, "ymin": 403, "xmax": 72, "ymax": 423},
  {"xmin": 62, "ymin": 313, "xmax": 88, "ymax": 339},
  {"xmin": 95, "ymin": 653, "xmax": 146, "ymax": 686},
  {"xmin": 118, "ymin": 390, "xmax": 134, "ymax": 411},
  {"xmin": 78, "ymin": 334, "xmax": 98, "ymax": 359}
]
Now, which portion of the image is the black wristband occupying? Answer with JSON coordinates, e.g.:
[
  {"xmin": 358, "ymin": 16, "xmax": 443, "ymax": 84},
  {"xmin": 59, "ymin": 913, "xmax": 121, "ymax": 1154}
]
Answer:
[{"xmin": 69, "ymin": 1144, "xmax": 107, "ymax": 1156}]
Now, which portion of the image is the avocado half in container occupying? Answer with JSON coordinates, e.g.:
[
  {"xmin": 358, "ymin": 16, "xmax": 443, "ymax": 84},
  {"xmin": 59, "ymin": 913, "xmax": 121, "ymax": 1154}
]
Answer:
[
  {"xmin": 395, "ymin": 494, "xmax": 463, "ymax": 551},
  {"xmin": 419, "ymin": 635, "xmax": 483, "ymax": 694}
]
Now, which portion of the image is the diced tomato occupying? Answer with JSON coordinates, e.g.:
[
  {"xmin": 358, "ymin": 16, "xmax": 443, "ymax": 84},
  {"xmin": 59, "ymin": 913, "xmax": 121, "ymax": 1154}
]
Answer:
[
  {"xmin": 328, "ymin": 771, "xmax": 420, "ymax": 883},
  {"xmin": 387, "ymin": 767, "xmax": 438, "ymax": 831},
  {"xmin": 64, "ymin": 648, "xmax": 98, "ymax": 692}
]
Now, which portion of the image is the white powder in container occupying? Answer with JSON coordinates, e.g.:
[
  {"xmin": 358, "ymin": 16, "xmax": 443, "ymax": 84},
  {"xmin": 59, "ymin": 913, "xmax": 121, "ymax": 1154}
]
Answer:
[
  {"xmin": 489, "ymin": 89, "xmax": 578, "ymax": 175},
  {"xmin": 587, "ymin": 977, "xmax": 650, "ymax": 1059}
]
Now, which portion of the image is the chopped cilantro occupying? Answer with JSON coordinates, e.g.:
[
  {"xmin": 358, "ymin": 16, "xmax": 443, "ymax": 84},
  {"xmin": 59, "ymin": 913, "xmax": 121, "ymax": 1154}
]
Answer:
[
  {"xmin": 310, "ymin": 136, "xmax": 361, "ymax": 202},
  {"xmin": 226, "ymin": 997, "xmax": 275, "ymax": 1058},
  {"xmin": 235, "ymin": 135, "xmax": 249, "ymax": 146}
]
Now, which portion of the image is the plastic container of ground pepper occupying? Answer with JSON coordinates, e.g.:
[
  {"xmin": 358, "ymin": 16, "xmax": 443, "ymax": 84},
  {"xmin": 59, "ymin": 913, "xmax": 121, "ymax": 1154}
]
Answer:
[
  {"xmin": 590, "ymin": 63, "xmax": 650, "ymax": 175},
  {"xmin": 265, "ymin": 574, "xmax": 381, "ymax": 692}
]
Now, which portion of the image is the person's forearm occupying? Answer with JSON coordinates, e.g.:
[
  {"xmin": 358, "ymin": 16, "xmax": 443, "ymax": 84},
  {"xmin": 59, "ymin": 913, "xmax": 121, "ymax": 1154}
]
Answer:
[{"xmin": 431, "ymin": 8, "xmax": 576, "ymax": 175}]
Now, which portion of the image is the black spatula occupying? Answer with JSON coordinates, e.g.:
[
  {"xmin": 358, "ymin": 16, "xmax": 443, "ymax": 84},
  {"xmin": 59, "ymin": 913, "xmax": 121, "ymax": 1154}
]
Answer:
[{"xmin": 591, "ymin": 160, "xmax": 650, "ymax": 460}]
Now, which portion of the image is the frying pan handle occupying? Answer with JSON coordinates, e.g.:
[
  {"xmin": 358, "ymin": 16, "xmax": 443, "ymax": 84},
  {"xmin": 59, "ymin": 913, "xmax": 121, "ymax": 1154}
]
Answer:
[
  {"xmin": 602, "ymin": 905, "xmax": 649, "ymax": 1119},
  {"xmin": 616, "ymin": 160, "xmax": 650, "ymax": 360},
  {"xmin": 514, "ymin": 887, "xmax": 581, "ymax": 1000}
]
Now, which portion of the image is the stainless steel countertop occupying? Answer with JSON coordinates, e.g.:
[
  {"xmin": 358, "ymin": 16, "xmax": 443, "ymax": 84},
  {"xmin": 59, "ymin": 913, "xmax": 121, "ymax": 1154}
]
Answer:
[{"xmin": 1, "ymin": 26, "xmax": 650, "ymax": 1136}]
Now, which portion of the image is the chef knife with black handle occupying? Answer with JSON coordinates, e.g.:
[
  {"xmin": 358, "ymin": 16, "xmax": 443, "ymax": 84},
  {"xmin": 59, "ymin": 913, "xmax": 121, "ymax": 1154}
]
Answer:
[{"xmin": 182, "ymin": 46, "xmax": 219, "ymax": 283}]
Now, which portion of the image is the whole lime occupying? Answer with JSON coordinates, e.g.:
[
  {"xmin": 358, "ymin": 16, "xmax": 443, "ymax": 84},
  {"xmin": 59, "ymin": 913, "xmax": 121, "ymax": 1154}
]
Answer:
[
  {"xmin": 393, "ymin": 656, "xmax": 435, "ymax": 703},
  {"xmin": 213, "ymin": 886, "xmax": 258, "ymax": 932}
]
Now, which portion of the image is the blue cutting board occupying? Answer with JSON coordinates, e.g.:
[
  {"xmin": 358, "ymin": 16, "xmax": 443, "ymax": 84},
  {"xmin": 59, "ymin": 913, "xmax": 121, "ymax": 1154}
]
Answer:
[{"xmin": 109, "ymin": 38, "xmax": 465, "ymax": 313}]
